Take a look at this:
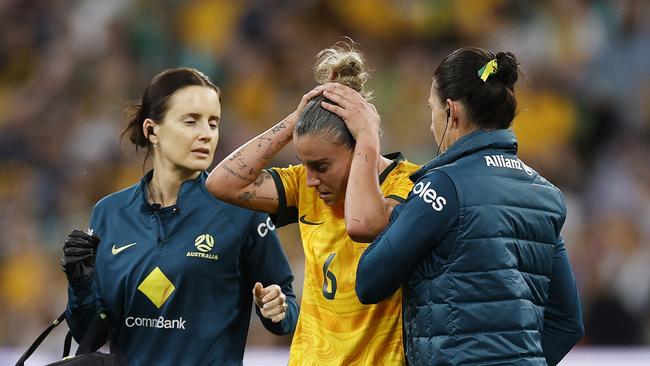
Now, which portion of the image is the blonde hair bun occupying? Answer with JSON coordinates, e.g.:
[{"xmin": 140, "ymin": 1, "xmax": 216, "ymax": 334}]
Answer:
[{"xmin": 314, "ymin": 39, "xmax": 372, "ymax": 100}]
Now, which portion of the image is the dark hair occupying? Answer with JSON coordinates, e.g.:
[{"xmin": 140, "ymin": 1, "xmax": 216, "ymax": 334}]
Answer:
[
  {"xmin": 433, "ymin": 47, "xmax": 519, "ymax": 130},
  {"xmin": 295, "ymin": 40, "xmax": 370, "ymax": 149},
  {"xmin": 121, "ymin": 67, "xmax": 220, "ymax": 151}
]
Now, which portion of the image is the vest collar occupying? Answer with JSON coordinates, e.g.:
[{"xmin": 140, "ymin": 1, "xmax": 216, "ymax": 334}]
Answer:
[{"xmin": 411, "ymin": 129, "xmax": 518, "ymax": 181}]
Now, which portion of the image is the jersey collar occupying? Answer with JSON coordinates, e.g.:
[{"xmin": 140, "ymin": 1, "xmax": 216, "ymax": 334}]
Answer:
[{"xmin": 379, "ymin": 152, "xmax": 405, "ymax": 185}]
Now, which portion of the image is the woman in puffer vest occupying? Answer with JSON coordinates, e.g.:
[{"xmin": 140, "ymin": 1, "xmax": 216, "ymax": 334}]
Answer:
[{"xmin": 322, "ymin": 47, "xmax": 584, "ymax": 366}]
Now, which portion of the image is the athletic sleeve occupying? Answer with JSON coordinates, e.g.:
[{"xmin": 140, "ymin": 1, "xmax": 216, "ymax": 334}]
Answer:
[
  {"xmin": 383, "ymin": 162, "xmax": 419, "ymax": 204},
  {"xmin": 66, "ymin": 206, "xmax": 102, "ymax": 342},
  {"xmin": 242, "ymin": 211, "xmax": 298, "ymax": 335},
  {"xmin": 66, "ymin": 279, "xmax": 98, "ymax": 342},
  {"xmin": 268, "ymin": 165, "xmax": 302, "ymax": 227},
  {"xmin": 542, "ymin": 236, "xmax": 585, "ymax": 365},
  {"xmin": 356, "ymin": 170, "xmax": 458, "ymax": 304}
]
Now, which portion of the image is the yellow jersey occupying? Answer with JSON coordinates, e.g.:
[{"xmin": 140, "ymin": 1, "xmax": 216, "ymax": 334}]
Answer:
[{"xmin": 269, "ymin": 153, "xmax": 420, "ymax": 365}]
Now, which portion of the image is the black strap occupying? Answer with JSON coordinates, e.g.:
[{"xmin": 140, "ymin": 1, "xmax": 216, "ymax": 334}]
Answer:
[
  {"xmin": 108, "ymin": 332, "xmax": 128, "ymax": 365},
  {"xmin": 63, "ymin": 331, "xmax": 73, "ymax": 358},
  {"xmin": 76, "ymin": 313, "xmax": 109, "ymax": 354},
  {"xmin": 15, "ymin": 311, "xmax": 67, "ymax": 366},
  {"xmin": 16, "ymin": 310, "xmax": 128, "ymax": 366},
  {"xmin": 76, "ymin": 313, "xmax": 128, "ymax": 364}
]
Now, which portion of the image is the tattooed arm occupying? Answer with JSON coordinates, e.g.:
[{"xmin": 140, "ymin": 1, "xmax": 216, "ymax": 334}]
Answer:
[
  {"xmin": 320, "ymin": 83, "xmax": 397, "ymax": 242},
  {"xmin": 206, "ymin": 87, "xmax": 323, "ymax": 213}
]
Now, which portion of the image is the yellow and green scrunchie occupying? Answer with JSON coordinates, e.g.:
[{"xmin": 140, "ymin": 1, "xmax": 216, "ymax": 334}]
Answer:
[{"xmin": 478, "ymin": 59, "xmax": 498, "ymax": 82}]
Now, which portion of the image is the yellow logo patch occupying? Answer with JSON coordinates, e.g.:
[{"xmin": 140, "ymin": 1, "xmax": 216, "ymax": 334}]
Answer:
[
  {"xmin": 186, "ymin": 233, "xmax": 219, "ymax": 261},
  {"xmin": 137, "ymin": 267, "xmax": 175, "ymax": 309},
  {"xmin": 194, "ymin": 234, "xmax": 215, "ymax": 252}
]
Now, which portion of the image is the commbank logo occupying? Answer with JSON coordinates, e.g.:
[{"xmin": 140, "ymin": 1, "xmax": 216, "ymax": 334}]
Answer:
[
  {"xmin": 412, "ymin": 181, "xmax": 447, "ymax": 212},
  {"xmin": 125, "ymin": 316, "xmax": 186, "ymax": 330},
  {"xmin": 137, "ymin": 267, "xmax": 175, "ymax": 309}
]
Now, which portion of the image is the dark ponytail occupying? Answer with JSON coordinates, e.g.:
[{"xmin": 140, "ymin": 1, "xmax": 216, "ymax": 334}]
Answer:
[
  {"xmin": 433, "ymin": 47, "xmax": 519, "ymax": 130},
  {"xmin": 120, "ymin": 67, "xmax": 221, "ymax": 152},
  {"xmin": 123, "ymin": 103, "xmax": 149, "ymax": 150}
]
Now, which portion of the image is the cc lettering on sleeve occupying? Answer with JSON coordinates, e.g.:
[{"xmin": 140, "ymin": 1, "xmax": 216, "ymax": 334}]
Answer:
[{"xmin": 257, "ymin": 217, "xmax": 276, "ymax": 237}]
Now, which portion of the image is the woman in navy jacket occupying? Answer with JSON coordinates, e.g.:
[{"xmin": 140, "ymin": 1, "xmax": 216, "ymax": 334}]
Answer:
[
  {"xmin": 325, "ymin": 48, "xmax": 584, "ymax": 365},
  {"xmin": 60, "ymin": 68, "xmax": 298, "ymax": 365}
]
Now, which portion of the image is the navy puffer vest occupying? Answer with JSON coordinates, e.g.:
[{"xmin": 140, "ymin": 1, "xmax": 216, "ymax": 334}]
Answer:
[{"xmin": 405, "ymin": 130, "xmax": 565, "ymax": 365}]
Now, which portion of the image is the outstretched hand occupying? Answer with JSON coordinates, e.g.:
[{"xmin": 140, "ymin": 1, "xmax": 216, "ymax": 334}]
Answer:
[
  {"xmin": 253, "ymin": 282, "xmax": 288, "ymax": 323},
  {"xmin": 319, "ymin": 82, "xmax": 381, "ymax": 140}
]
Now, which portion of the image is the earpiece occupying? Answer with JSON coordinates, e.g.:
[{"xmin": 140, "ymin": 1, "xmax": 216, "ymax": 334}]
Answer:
[
  {"xmin": 147, "ymin": 126, "xmax": 155, "ymax": 137},
  {"xmin": 437, "ymin": 106, "xmax": 451, "ymax": 157}
]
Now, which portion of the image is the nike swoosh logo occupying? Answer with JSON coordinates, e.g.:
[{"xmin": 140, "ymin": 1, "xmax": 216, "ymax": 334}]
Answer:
[
  {"xmin": 299, "ymin": 215, "xmax": 323, "ymax": 225},
  {"xmin": 111, "ymin": 242, "xmax": 137, "ymax": 255}
]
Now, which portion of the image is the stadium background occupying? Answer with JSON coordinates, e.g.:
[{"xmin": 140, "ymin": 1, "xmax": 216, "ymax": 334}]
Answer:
[{"xmin": 0, "ymin": 0, "xmax": 649, "ymax": 364}]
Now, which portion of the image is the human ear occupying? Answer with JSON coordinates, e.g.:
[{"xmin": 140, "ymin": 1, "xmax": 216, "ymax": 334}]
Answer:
[
  {"xmin": 143, "ymin": 118, "xmax": 158, "ymax": 143},
  {"xmin": 446, "ymin": 100, "xmax": 463, "ymax": 128}
]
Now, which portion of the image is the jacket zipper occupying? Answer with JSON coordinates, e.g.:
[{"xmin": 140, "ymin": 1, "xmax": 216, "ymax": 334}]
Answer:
[{"xmin": 153, "ymin": 211, "xmax": 164, "ymax": 250}]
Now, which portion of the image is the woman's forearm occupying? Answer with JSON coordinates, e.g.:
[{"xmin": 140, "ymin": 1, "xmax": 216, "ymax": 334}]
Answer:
[
  {"xmin": 206, "ymin": 114, "xmax": 296, "ymax": 212},
  {"xmin": 221, "ymin": 116, "xmax": 294, "ymax": 183},
  {"xmin": 344, "ymin": 135, "xmax": 389, "ymax": 242}
]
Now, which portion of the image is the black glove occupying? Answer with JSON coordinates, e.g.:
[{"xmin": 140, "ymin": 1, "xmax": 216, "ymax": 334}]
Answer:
[{"xmin": 61, "ymin": 229, "xmax": 100, "ymax": 287}]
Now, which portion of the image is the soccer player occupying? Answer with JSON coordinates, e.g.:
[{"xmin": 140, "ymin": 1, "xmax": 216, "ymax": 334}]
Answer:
[
  {"xmin": 206, "ymin": 41, "xmax": 419, "ymax": 365},
  {"xmin": 61, "ymin": 68, "xmax": 298, "ymax": 365},
  {"xmin": 354, "ymin": 48, "xmax": 584, "ymax": 365}
]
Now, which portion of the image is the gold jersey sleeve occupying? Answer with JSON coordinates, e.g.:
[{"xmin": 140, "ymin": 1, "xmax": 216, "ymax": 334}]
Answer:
[
  {"xmin": 271, "ymin": 154, "xmax": 420, "ymax": 366},
  {"xmin": 270, "ymin": 164, "xmax": 302, "ymax": 208}
]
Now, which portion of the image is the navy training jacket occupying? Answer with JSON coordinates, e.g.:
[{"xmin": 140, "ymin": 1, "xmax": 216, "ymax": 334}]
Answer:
[{"xmin": 66, "ymin": 171, "xmax": 298, "ymax": 365}]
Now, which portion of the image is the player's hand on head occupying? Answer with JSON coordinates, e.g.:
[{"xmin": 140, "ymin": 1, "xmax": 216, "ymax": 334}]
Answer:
[
  {"xmin": 289, "ymin": 85, "xmax": 325, "ymax": 123},
  {"xmin": 320, "ymin": 82, "xmax": 380, "ymax": 140},
  {"xmin": 61, "ymin": 229, "xmax": 100, "ymax": 286},
  {"xmin": 253, "ymin": 282, "xmax": 288, "ymax": 323}
]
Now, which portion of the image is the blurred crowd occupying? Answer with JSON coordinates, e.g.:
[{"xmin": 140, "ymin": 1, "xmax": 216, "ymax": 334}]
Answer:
[{"xmin": 1, "ymin": 0, "xmax": 649, "ymax": 352}]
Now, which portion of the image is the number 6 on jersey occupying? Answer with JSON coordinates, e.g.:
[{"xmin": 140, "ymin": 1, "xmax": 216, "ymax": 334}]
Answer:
[{"xmin": 322, "ymin": 253, "xmax": 337, "ymax": 300}]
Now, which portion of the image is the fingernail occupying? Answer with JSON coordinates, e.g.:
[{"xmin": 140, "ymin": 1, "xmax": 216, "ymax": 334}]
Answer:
[{"xmin": 263, "ymin": 304, "xmax": 269, "ymax": 309}]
